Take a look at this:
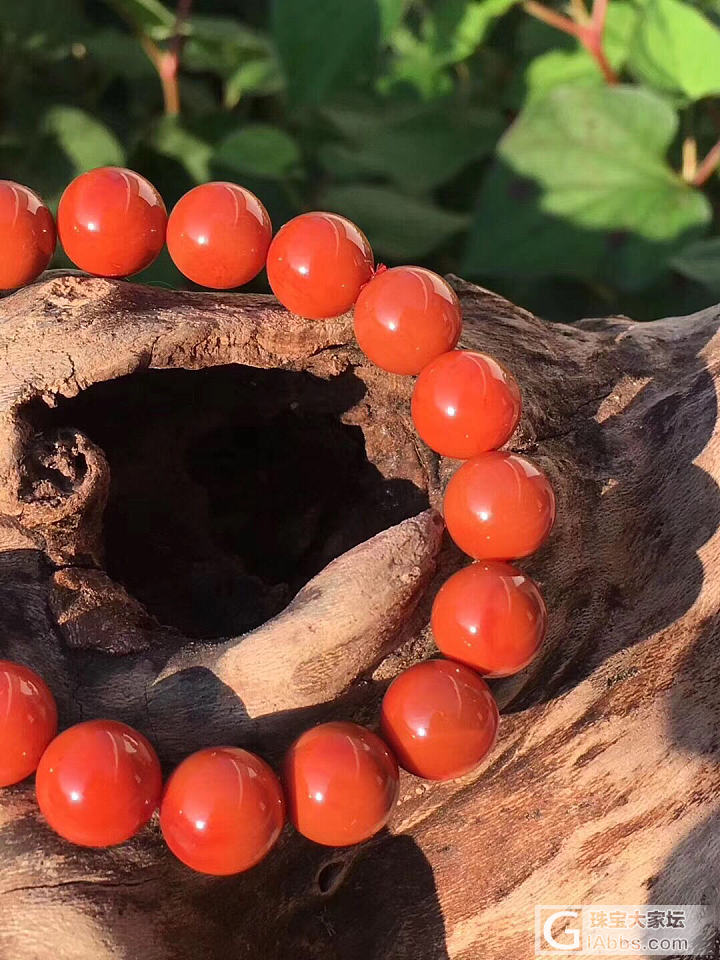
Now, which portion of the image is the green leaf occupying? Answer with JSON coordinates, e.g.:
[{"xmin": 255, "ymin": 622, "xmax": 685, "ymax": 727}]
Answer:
[
  {"xmin": 183, "ymin": 16, "xmax": 278, "ymax": 79},
  {"xmin": 671, "ymin": 237, "xmax": 720, "ymax": 293},
  {"xmin": 272, "ymin": 0, "xmax": 380, "ymax": 105},
  {"xmin": 149, "ymin": 117, "xmax": 213, "ymax": 183},
  {"xmin": 319, "ymin": 184, "xmax": 469, "ymax": 259},
  {"xmin": 380, "ymin": 24, "xmax": 454, "ymax": 98},
  {"xmin": 82, "ymin": 28, "xmax": 157, "ymax": 81},
  {"xmin": 42, "ymin": 107, "xmax": 125, "ymax": 173},
  {"xmin": 425, "ymin": 0, "xmax": 518, "ymax": 64},
  {"xmin": 105, "ymin": 0, "xmax": 176, "ymax": 40},
  {"xmin": 224, "ymin": 58, "xmax": 284, "ymax": 107},
  {"xmin": 324, "ymin": 104, "xmax": 502, "ymax": 192},
  {"xmin": 214, "ymin": 125, "xmax": 302, "ymax": 180},
  {"xmin": 629, "ymin": 0, "xmax": 720, "ymax": 101},
  {"xmin": 464, "ymin": 85, "xmax": 711, "ymax": 291}
]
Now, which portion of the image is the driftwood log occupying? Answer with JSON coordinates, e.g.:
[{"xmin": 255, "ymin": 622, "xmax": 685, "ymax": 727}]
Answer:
[{"xmin": 0, "ymin": 272, "xmax": 719, "ymax": 959}]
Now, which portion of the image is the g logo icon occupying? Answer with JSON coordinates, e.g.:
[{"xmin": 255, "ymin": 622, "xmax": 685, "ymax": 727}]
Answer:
[{"xmin": 535, "ymin": 907, "xmax": 582, "ymax": 953}]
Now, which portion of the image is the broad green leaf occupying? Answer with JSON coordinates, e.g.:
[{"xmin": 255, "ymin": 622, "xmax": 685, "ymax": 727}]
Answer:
[
  {"xmin": 629, "ymin": 0, "xmax": 720, "ymax": 100},
  {"xmin": 323, "ymin": 105, "xmax": 501, "ymax": 192},
  {"xmin": 42, "ymin": 107, "xmax": 125, "ymax": 173},
  {"xmin": 272, "ymin": 0, "xmax": 380, "ymax": 105},
  {"xmin": 319, "ymin": 185, "xmax": 468, "ymax": 259},
  {"xmin": 149, "ymin": 117, "xmax": 213, "ymax": 183},
  {"xmin": 671, "ymin": 237, "xmax": 720, "ymax": 293},
  {"xmin": 214, "ymin": 125, "xmax": 302, "ymax": 180},
  {"xmin": 464, "ymin": 85, "xmax": 711, "ymax": 291},
  {"xmin": 105, "ymin": 0, "xmax": 176, "ymax": 40},
  {"xmin": 425, "ymin": 0, "xmax": 518, "ymax": 64}
]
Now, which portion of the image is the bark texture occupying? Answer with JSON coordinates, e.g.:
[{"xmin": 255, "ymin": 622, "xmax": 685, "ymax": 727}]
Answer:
[{"xmin": 0, "ymin": 272, "xmax": 719, "ymax": 960}]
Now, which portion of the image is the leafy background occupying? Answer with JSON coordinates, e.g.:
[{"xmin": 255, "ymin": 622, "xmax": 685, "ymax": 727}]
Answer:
[{"xmin": 3, "ymin": 0, "xmax": 720, "ymax": 321}]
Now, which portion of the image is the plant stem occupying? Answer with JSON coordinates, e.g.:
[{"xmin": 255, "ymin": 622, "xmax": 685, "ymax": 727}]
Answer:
[
  {"xmin": 139, "ymin": 0, "xmax": 193, "ymax": 116},
  {"xmin": 523, "ymin": 0, "xmax": 618, "ymax": 84},
  {"xmin": 522, "ymin": 1, "xmax": 583, "ymax": 37},
  {"xmin": 693, "ymin": 138, "xmax": 720, "ymax": 187}
]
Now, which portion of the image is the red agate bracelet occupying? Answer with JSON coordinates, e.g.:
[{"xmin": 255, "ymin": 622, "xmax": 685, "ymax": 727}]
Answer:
[{"xmin": 0, "ymin": 169, "xmax": 555, "ymax": 876}]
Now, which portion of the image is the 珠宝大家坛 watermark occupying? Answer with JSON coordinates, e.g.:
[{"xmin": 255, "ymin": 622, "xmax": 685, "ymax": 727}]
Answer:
[{"xmin": 535, "ymin": 904, "xmax": 714, "ymax": 955}]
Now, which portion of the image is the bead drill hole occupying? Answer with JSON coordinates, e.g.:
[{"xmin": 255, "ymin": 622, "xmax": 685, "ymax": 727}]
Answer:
[{"xmin": 32, "ymin": 365, "xmax": 428, "ymax": 639}]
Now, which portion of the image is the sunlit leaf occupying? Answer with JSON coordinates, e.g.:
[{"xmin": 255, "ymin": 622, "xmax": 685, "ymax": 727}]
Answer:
[
  {"xmin": 464, "ymin": 85, "xmax": 711, "ymax": 290},
  {"xmin": 629, "ymin": 0, "xmax": 720, "ymax": 100}
]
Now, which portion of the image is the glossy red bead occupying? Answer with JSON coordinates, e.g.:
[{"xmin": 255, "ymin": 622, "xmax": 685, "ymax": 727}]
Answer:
[
  {"xmin": 380, "ymin": 660, "xmax": 499, "ymax": 781},
  {"xmin": 432, "ymin": 561, "xmax": 547, "ymax": 676},
  {"xmin": 35, "ymin": 719, "xmax": 162, "ymax": 847},
  {"xmin": 412, "ymin": 350, "xmax": 521, "ymax": 459},
  {"xmin": 166, "ymin": 182, "xmax": 272, "ymax": 289},
  {"xmin": 444, "ymin": 451, "xmax": 556, "ymax": 560},
  {"xmin": 267, "ymin": 212, "xmax": 374, "ymax": 319},
  {"xmin": 353, "ymin": 266, "xmax": 462, "ymax": 374},
  {"xmin": 58, "ymin": 166, "xmax": 167, "ymax": 277},
  {"xmin": 0, "ymin": 181, "xmax": 56, "ymax": 290},
  {"xmin": 160, "ymin": 747, "xmax": 285, "ymax": 875},
  {"xmin": 284, "ymin": 721, "xmax": 399, "ymax": 846},
  {"xmin": 0, "ymin": 661, "xmax": 57, "ymax": 787}
]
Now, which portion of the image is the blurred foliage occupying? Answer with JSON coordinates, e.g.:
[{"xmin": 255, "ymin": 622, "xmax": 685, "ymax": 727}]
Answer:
[{"xmin": 3, "ymin": 0, "xmax": 720, "ymax": 320}]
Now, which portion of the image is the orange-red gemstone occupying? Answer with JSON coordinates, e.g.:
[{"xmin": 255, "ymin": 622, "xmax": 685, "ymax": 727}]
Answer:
[
  {"xmin": 267, "ymin": 212, "xmax": 374, "ymax": 319},
  {"xmin": 35, "ymin": 719, "xmax": 162, "ymax": 847},
  {"xmin": 412, "ymin": 350, "xmax": 521, "ymax": 458},
  {"xmin": 444, "ymin": 451, "xmax": 556, "ymax": 560},
  {"xmin": 284, "ymin": 721, "xmax": 399, "ymax": 846},
  {"xmin": 160, "ymin": 747, "xmax": 285, "ymax": 875},
  {"xmin": 58, "ymin": 166, "xmax": 166, "ymax": 277},
  {"xmin": 432, "ymin": 561, "xmax": 547, "ymax": 676},
  {"xmin": 380, "ymin": 659, "xmax": 499, "ymax": 780},
  {"xmin": 354, "ymin": 266, "xmax": 462, "ymax": 374},
  {"xmin": 0, "ymin": 181, "xmax": 56, "ymax": 290},
  {"xmin": 0, "ymin": 660, "xmax": 57, "ymax": 787},
  {"xmin": 167, "ymin": 182, "xmax": 272, "ymax": 289}
]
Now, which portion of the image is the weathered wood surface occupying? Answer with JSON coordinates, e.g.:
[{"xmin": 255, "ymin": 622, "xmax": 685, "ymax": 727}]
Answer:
[{"xmin": 1, "ymin": 272, "xmax": 719, "ymax": 959}]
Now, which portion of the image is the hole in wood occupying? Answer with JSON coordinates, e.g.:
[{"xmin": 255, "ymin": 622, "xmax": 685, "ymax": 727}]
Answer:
[
  {"xmin": 316, "ymin": 859, "xmax": 349, "ymax": 895},
  {"xmin": 34, "ymin": 365, "xmax": 429, "ymax": 639}
]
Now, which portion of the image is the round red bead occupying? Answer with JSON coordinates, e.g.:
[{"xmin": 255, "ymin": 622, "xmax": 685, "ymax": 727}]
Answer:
[
  {"xmin": 412, "ymin": 350, "xmax": 521, "ymax": 459},
  {"xmin": 166, "ymin": 182, "xmax": 272, "ymax": 289},
  {"xmin": 283, "ymin": 721, "xmax": 399, "ymax": 846},
  {"xmin": 444, "ymin": 452, "xmax": 555, "ymax": 560},
  {"xmin": 0, "ymin": 660, "xmax": 57, "ymax": 787},
  {"xmin": 0, "ymin": 181, "xmax": 56, "ymax": 290},
  {"xmin": 35, "ymin": 719, "xmax": 162, "ymax": 847},
  {"xmin": 353, "ymin": 266, "xmax": 462, "ymax": 374},
  {"xmin": 58, "ymin": 166, "xmax": 167, "ymax": 277},
  {"xmin": 160, "ymin": 747, "xmax": 285, "ymax": 875},
  {"xmin": 432, "ymin": 561, "xmax": 547, "ymax": 676},
  {"xmin": 380, "ymin": 659, "xmax": 499, "ymax": 781},
  {"xmin": 267, "ymin": 212, "xmax": 374, "ymax": 319}
]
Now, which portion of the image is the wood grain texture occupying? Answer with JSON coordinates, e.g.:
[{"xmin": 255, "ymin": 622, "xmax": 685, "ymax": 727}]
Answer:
[{"xmin": 0, "ymin": 272, "xmax": 719, "ymax": 959}]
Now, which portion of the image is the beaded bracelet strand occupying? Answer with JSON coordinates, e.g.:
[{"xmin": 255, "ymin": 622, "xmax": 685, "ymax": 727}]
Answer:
[{"xmin": 0, "ymin": 167, "xmax": 555, "ymax": 875}]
